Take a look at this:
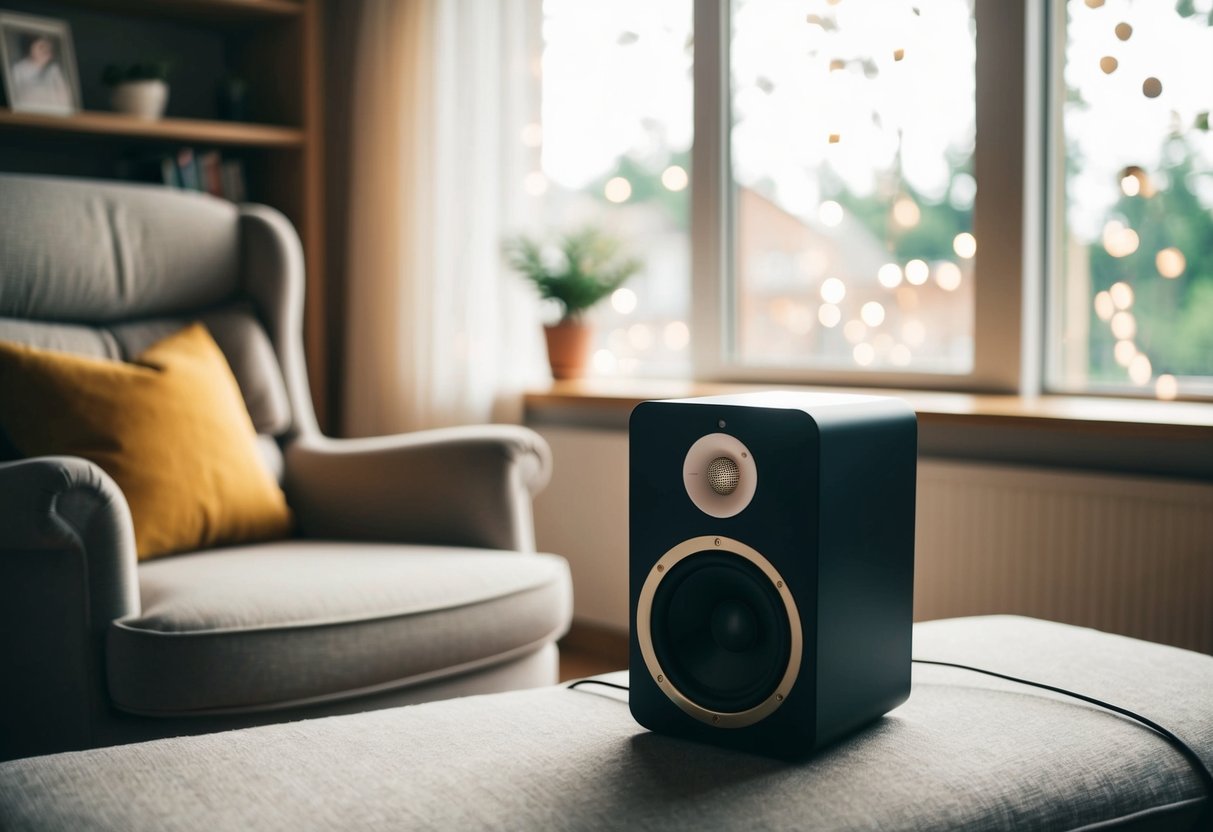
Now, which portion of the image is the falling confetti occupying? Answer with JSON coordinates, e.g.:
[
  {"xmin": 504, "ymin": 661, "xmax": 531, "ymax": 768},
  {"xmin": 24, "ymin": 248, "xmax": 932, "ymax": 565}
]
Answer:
[
  {"xmin": 1142, "ymin": 77, "xmax": 1163, "ymax": 98},
  {"xmin": 1100, "ymin": 56, "xmax": 1118, "ymax": 74},
  {"xmin": 1115, "ymin": 22, "xmax": 1133, "ymax": 40}
]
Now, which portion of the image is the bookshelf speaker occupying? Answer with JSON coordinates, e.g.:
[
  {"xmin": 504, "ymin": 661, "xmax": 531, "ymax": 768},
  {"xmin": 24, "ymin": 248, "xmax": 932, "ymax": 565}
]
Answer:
[{"xmin": 629, "ymin": 392, "xmax": 917, "ymax": 758}]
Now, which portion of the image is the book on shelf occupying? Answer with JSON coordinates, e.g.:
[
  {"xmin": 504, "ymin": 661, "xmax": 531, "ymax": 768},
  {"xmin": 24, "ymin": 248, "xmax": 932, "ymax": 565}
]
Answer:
[{"xmin": 116, "ymin": 148, "xmax": 247, "ymax": 203}]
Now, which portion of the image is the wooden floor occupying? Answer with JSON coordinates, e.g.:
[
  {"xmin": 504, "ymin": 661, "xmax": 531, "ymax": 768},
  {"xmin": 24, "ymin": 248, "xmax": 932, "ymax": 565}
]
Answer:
[{"xmin": 557, "ymin": 622, "xmax": 629, "ymax": 682}]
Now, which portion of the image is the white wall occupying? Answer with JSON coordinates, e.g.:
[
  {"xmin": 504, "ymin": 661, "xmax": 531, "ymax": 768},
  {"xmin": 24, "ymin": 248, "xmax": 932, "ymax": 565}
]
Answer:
[{"xmin": 534, "ymin": 427, "xmax": 630, "ymax": 630}]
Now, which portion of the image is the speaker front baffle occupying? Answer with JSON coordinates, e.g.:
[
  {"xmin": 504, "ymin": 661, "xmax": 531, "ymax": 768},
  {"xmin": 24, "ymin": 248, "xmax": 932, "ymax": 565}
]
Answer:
[{"xmin": 629, "ymin": 392, "xmax": 917, "ymax": 759}]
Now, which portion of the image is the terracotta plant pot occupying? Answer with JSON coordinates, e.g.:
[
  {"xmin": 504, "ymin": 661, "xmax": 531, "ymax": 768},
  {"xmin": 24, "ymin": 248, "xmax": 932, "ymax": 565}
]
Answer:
[{"xmin": 544, "ymin": 320, "xmax": 593, "ymax": 380}]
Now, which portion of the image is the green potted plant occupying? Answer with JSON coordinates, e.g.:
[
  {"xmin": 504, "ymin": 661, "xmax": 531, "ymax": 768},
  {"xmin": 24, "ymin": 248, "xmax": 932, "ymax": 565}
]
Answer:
[
  {"xmin": 506, "ymin": 227, "xmax": 642, "ymax": 380},
  {"xmin": 102, "ymin": 61, "xmax": 170, "ymax": 120}
]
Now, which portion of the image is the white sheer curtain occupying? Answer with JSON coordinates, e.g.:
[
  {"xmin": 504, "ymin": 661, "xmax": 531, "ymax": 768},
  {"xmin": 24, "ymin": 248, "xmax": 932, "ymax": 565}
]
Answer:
[{"xmin": 342, "ymin": 0, "xmax": 549, "ymax": 437}]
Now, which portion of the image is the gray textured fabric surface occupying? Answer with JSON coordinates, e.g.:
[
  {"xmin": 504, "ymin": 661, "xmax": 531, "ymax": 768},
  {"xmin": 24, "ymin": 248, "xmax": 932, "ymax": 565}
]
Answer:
[
  {"xmin": 0, "ymin": 456, "xmax": 141, "ymax": 761},
  {"xmin": 2, "ymin": 617, "xmax": 1209, "ymax": 832},
  {"xmin": 285, "ymin": 428, "xmax": 553, "ymax": 552},
  {"xmin": 0, "ymin": 174, "xmax": 240, "ymax": 321},
  {"xmin": 239, "ymin": 204, "xmax": 317, "ymax": 439},
  {"xmin": 107, "ymin": 542, "xmax": 572, "ymax": 714}
]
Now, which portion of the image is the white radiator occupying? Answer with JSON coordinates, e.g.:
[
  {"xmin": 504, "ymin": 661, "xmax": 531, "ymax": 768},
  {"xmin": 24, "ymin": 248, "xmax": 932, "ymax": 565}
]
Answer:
[{"xmin": 915, "ymin": 460, "xmax": 1213, "ymax": 654}]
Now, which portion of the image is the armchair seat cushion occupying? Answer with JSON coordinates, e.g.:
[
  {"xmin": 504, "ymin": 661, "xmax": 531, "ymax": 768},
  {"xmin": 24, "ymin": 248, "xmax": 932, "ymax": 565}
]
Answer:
[{"xmin": 107, "ymin": 541, "xmax": 572, "ymax": 716}]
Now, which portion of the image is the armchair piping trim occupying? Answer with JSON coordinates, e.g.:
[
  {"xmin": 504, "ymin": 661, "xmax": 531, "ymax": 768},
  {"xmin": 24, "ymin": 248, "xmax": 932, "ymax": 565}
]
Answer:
[{"xmin": 110, "ymin": 569, "xmax": 566, "ymax": 638}]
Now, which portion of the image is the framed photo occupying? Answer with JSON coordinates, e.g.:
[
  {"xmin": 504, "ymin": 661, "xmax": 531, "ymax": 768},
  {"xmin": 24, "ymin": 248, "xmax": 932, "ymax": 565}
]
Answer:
[{"xmin": 0, "ymin": 12, "xmax": 80, "ymax": 115}]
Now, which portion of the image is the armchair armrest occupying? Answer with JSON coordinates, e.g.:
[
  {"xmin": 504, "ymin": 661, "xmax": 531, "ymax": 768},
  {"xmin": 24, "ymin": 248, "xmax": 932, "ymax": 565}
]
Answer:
[
  {"xmin": 0, "ymin": 456, "xmax": 140, "ymax": 760},
  {"xmin": 283, "ymin": 426, "xmax": 552, "ymax": 552}
]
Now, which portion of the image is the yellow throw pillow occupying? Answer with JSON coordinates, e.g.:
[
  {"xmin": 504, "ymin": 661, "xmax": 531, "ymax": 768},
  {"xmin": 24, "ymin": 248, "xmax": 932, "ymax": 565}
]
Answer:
[{"xmin": 0, "ymin": 323, "xmax": 292, "ymax": 560}]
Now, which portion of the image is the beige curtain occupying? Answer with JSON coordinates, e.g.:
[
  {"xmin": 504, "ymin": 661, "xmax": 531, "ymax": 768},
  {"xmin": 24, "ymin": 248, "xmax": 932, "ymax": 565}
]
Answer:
[{"xmin": 342, "ymin": 0, "xmax": 548, "ymax": 437}]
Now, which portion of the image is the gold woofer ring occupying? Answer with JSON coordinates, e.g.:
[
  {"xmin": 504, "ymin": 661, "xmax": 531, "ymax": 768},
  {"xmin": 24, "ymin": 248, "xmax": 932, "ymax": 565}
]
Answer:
[{"xmin": 636, "ymin": 535, "xmax": 803, "ymax": 728}]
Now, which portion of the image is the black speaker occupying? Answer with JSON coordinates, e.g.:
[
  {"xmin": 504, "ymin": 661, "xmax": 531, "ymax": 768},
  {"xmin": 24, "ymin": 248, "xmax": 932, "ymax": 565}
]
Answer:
[{"xmin": 629, "ymin": 392, "xmax": 916, "ymax": 758}]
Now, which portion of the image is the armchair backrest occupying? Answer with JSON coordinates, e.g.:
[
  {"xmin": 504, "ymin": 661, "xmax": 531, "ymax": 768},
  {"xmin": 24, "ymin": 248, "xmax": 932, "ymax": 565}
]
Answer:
[{"xmin": 0, "ymin": 174, "xmax": 319, "ymax": 475}]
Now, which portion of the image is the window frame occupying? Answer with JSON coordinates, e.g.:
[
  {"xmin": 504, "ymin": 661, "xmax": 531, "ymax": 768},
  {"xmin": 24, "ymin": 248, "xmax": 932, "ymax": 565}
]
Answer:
[{"xmin": 690, "ymin": 0, "xmax": 1038, "ymax": 394}]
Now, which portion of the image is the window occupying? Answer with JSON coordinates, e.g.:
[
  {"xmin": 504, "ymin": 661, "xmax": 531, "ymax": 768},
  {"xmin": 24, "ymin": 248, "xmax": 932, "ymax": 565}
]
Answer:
[
  {"xmin": 1048, "ymin": 0, "xmax": 1213, "ymax": 399},
  {"xmin": 537, "ymin": 0, "xmax": 693, "ymax": 378},
  {"xmin": 537, "ymin": 0, "xmax": 1210, "ymax": 401},
  {"xmin": 730, "ymin": 0, "xmax": 976, "ymax": 374}
]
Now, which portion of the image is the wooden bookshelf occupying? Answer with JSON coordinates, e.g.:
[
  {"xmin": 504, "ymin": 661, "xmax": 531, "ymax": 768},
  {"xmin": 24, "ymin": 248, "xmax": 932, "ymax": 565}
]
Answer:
[
  {"xmin": 0, "ymin": 0, "xmax": 330, "ymax": 429},
  {"xmin": 44, "ymin": 0, "xmax": 305, "ymax": 21},
  {"xmin": 0, "ymin": 110, "xmax": 306, "ymax": 147}
]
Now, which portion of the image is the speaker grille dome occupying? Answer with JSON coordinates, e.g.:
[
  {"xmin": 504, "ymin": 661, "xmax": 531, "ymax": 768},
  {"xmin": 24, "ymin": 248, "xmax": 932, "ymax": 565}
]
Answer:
[{"xmin": 706, "ymin": 456, "xmax": 740, "ymax": 495}]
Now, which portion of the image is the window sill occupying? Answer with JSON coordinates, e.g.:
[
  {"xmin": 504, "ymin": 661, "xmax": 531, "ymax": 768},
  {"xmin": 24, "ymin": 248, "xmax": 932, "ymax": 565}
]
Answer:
[{"xmin": 524, "ymin": 379, "xmax": 1213, "ymax": 480}]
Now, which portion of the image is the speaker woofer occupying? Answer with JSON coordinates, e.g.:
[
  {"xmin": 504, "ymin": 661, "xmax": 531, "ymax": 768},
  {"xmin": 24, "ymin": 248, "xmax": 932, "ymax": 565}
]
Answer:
[{"xmin": 636, "ymin": 535, "xmax": 803, "ymax": 728}]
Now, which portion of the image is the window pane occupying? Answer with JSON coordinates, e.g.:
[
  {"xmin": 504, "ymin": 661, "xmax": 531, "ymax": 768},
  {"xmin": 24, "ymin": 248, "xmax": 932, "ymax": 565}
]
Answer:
[
  {"xmin": 730, "ymin": 0, "xmax": 976, "ymax": 373},
  {"xmin": 1051, "ymin": 0, "xmax": 1213, "ymax": 399},
  {"xmin": 537, "ymin": 0, "xmax": 692, "ymax": 378}
]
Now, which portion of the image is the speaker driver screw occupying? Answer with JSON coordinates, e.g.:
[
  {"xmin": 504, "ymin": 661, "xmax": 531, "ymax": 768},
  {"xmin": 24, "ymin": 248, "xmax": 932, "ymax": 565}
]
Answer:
[
  {"xmin": 657, "ymin": 564, "xmax": 664, "ymax": 573},
  {"xmin": 712, "ymin": 716, "xmax": 719, "ymax": 724},
  {"xmin": 657, "ymin": 675, "xmax": 663, "ymax": 683},
  {"xmin": 714, "ymin": 538, "xmax": 721, "ymax": 546},
  {"xmin": 776, "ymin": 694, "xmax": 784, "ymax": 701}
]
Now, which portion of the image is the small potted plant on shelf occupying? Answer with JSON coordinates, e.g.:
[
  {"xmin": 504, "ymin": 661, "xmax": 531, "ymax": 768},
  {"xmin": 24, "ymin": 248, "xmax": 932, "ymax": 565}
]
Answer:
[
  {"xmin": 506, "ymin": 227, "xmax": 642, "ymax": 380},
  {"xmin": 102, "ymin": 61, "xmax": 169, "ymax": 120}
]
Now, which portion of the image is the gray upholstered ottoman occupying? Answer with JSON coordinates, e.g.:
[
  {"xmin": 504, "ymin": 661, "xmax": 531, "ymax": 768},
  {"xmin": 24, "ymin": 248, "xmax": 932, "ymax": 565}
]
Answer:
[{"xmin": 2, "ymin": 616, "xmax": 1210, "ymax": 831}]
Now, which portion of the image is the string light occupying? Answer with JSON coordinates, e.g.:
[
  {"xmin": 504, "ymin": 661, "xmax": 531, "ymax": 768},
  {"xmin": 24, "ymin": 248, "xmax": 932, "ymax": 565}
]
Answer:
[
  {"xmin": 661, "ymin": 166, "xmax": 688, "ymax": 192},
  {"xmin": 892, "ymin": 197, "xmax": 920, "ymax": 228},
  {"xmin": 1156, "ymin": 247, "xmax": 1186, "ymax": 278},
  {"xmin": 1102, "ymin": 221, "xmax": 1139, "ymax": 257},
  {"xmin": 1109, "ymin": 281, "xmax": 1134, "ymax": 309},
  {"xmin": 935, "ymin": 262, "xmax": 963, "ymax": 291},
  {"xmin": 1128, "ymin": 353, "xmax": 1152, "ymax": 385},
  {"xmin": 905, "ymin": 259, "xmax": 929, "ymax": 285},
  {"xmin": 1114, "ymin": 339, "xmax": 1137, "ymax": 367},
  {"xmin": 628, "ymin": 323, "xmax": 653, "ymax": 350},
  {"xmin": 611, "ymin": 287, "xmax": 637, "ymax": 314},
  {"xmin": 1155, "ymin": 374, "xmax": 1178, "ymax": 400},
  {"xmin": 861, "ymin": 301, "xmax": 886, "ymax": 327},
  {"xmin": 877, "ymin": 263, "xmax": 903, "ymax": 288},
  {"xmin": 818, "ymin": 304, "xmax": 842, "ymax": 328},
  {"xmin": 664, "ymin": 321, "xmax": 690, "ymax": 350},
  {"xmin": 820, "ymin": 277, "xmax": 846, "ymax": 304},
  {"xmin": 819, "ymin": 201, "xmax": 844, "ymax": 227},
  {"xmin": 1110, "ymin": 311, "xmax": 1136, "ymax": 340},
  {"xmin": 604, "ymin": 177, "xmax": 632, "ymax": 203},
  {"xmin": 953, "ymin": 232, "xmax": 977, "ymax": 259},
  {"xmin": 1093, "ymin": 291, "xmax": 1114, "ymax": 321}
]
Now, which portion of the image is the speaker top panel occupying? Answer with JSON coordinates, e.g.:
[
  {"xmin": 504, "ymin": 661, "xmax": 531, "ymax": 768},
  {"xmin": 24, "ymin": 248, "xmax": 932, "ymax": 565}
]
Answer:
[{"xmin": 634, "ymin": 391, "xmax": 913, "ymax": 426}]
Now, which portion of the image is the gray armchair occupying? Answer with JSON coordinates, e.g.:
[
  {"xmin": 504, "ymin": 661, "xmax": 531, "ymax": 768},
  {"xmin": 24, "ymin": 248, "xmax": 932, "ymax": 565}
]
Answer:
[{"xmin": 0, "ymin": 174, "xmax": 572, "ymax": 762}]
